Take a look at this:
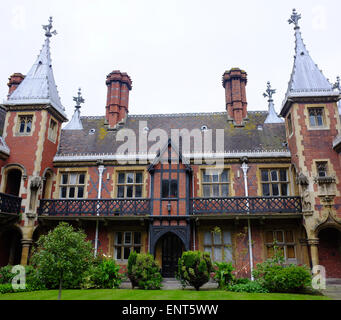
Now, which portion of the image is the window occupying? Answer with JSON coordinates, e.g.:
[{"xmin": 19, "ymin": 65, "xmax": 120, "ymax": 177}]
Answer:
[
  {"xmin": 265, "ymin": 230, "xmax": 296, "ymax": 261},
  {"xmin": 18, "ymin": 115, "xmax": 33, "ymax": 134},
  {"xmin": 203, "ymin": 230, "xmax": 232, "ymax": 262},
  {"xmin": 48, "ymin": 119, "xmax": 58, "ymax": 142},
  {"xmin": 162, "ymin": 179, "xmax": 178, "ymax": 198},
  {"xmin": 60, "ymin": 172, "xmax": 85, "ymax": 199},
  {"xmin": 287, "ymin": 114, "xmax": 293, "ymax": 135},
  {"xmin": 117, "ymin": 172, "xmax": 143, "ymax": 198},
  {"xmin": 261, "ymin": 169, "xmax": 289, "ymax": 196},
  {"xmin": 308, "ymin": 107, "xmax": 324, "ymax": 127},
  {"xmin": 114, "ymin": 232, "xmax": 141, "ymax": 260},
  {"xmin": 316, "ymin": 162, "xmax": 328, "ymax": 177},
  {"xmin": 202, "ymin": 169, "xmax": 229, "ymax": 197}
]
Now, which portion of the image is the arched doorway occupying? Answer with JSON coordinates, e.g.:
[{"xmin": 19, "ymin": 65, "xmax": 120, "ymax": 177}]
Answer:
[
  {"xmin": 0, "ymin": 227, "xmax": 22, "ymax": 266},
  {"xmin": 156, "ymin": 233, "xmax": 184, "ymax": 278},
  {"xmin": 5, "ymin": 169, "xmax": 22, "ymax": 196},
  {"xmin": 318, "ymin": 228, "xmax": 341, "ymax": 278}
]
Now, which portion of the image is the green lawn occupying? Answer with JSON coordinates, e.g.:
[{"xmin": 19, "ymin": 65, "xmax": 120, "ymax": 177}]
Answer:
[{"xmin": 0, "ymin": 289, "xmax": 330, "ymax": 300}]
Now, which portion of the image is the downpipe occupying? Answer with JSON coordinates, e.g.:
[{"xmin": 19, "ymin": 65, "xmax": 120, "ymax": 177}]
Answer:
[{"xmin": 94, "ymin": 165, "xmax": 105, "ymax": 258}]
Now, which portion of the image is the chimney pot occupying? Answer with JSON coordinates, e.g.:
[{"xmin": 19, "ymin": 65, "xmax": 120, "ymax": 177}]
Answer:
[{"xmin": 7, "ymin": 73, "xmax": 25, "ymax": 97}]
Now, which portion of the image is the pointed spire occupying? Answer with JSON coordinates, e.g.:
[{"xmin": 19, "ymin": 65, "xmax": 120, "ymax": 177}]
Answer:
[
  {"xmin": 64, "ymin": 88, "xmax": 84, "ymax": 130},
  {"xmin": 263, "ymin": 82, "xmax": 283, "ymax": 124},
  {"xmin": 4, "ymin": 17, "xmax": 67, "ymax": 119},
  {"xmin": 281, "ymin": 9, "xmax": 338, "ymax": 114}
]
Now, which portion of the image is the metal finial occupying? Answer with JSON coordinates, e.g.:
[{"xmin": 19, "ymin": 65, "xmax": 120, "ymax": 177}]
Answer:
[
  {"xmin": 73, "ymin": 88, "xmax": 85, "ymax": 109},
  {"xmin": 288, "ymin": 8, "xmax": 301, "ymax": 29},
  {"xmin": 263, "ymin": 81, "xmax": 276, "ymax": 101},
  {"xmin": 333, "ymin": 76, "xmax": 341, "ymax": 90},
  {"xmin": 42, "ymin": 17, "xmax": 57, "ymax": 38}
]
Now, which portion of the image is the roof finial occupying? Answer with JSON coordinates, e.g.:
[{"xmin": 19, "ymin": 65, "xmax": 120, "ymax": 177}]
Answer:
[
  {"xmin": 288, "ymin": 8, "xmax": 301, "ymax": 29},
  {"xmin": 73, "ymin": 88, "xmax": 85, "ymax": 109},
  {"xmin": 42, "ymin": 17, "xmax": 57, "ymax": 38},
  {"xmin": 263, "ymin": 81, "xmax": 276, "ymax": 101},
  {"xmin": 333, "ymin": 76, "xmax": 341, "ymax": 91}
]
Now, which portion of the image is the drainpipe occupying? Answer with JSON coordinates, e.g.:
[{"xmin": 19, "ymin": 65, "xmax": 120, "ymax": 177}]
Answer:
[
  {"xmin": 94, "ymin": 165, "xmax": 105, "ymax": 258},
  {"xmin": 241, "ymin": 159, "xmax": 254, "ymax": 281}
]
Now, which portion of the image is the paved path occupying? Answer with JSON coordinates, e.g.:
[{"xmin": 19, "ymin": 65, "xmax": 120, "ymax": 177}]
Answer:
[{"xmin": 321, "ymin": 279, "xmax": 341, "ymax": 300}]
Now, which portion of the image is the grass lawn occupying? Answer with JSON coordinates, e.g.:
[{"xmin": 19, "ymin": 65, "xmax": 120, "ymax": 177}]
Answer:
[{"xmin": 0, "ymin": 289, "xmax": 330, "ymax": 300}]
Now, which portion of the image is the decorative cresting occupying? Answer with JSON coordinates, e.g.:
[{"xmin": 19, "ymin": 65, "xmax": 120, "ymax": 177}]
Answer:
[
  {"xmin": 0, "ymin": 193, "xmax": 22, "ymax": 215},
  {"xmin": 191, "ymin": 196, "xmax": 302, "ymax": 214},
  {"xmin": 38, "ymin": 198, "xmax": 150, "ymax": 216},
  {"xmin": 64, "ymin": 88, "xmax": 84, "ymax": 130},
  {"xmin": 149, "ymin": 225, "xmax": 191, "ymax": 256},
  {"xmin": 263, "ymin": 81, "xmax": 283, "ymax": 124}
]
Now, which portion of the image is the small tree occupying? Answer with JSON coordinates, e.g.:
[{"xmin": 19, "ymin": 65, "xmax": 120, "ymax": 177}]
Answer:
[{"xmin": 31, "ymin": 222, "xmax": 93, "ymax": 300}]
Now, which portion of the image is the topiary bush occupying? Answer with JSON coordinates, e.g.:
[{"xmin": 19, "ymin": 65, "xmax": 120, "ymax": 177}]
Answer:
[
  {"xmin": 213, "ymin": 262, "xmax": 235, "ymax": 289},
  {"xmin": 177, "ymin": 251, "xmax": 213, "ymax": 291},
  {"xmin": 127, "ymin": 252, "xmax": 162, "ymax": 290},
  {"xmin": 252, "ymin": 246, "xmax": 312, "ymax": 293}
]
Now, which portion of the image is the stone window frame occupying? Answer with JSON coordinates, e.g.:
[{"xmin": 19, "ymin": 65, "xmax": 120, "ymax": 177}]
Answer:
[
  {"xmin": 260, "ymin": 168, "xmax": 290, "ymax": 197},
  {"xmin": 114, "ymin": 231, "xmax": 142, "ymax": 261},
  {"xmin": 59, "ymin": 171, "xmax": 86, "ymax": 199},
  {"xmin": 200, "ymin": 168, "xmax": 230, "ymax": 197},
  {"xmin": 264, "ymin": 229, "xmax": 297, "ymax": 262},
  {"xmin": 116, "ymin": 171, "xmax": 144, "ymax": 199},
  {"xmin": 203, "ymin": 229, "xmax": 233, "ymax": 263},
  {"xmin": 305, "ymin": 105, "xmax": 330, "ymax": 131},
  {"xmin": 16, "ymin": 114, "xmax": 34, "ymax": 136}
]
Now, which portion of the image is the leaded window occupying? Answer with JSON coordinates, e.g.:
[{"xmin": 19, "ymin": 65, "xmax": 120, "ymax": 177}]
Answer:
[
  {"xmin": 265, "ymin": 230, "xmax": 296, "ymax": 261},
  {"xmin": 308, "ymin": 107, "xmax": 324, "ymax": 127},
  {"xmin": 114, "ymin": 231, "xmax": 141, "ymax": 260},
  {"xmin": 117, "ymin": 172, "xmax": 143, "ymax": 198},
  {"xmin": 60, "ymin": 172, "xmax": 85, "ymax": 199},
  {"xmin": 316, "ymin": 162, "xmax": 328, "ymax": 177},
  {"xmin": 261, "ymin": 169, "xmax": 289, "ymax": 197},
  {"xmin": 18, "ymin": 115, "xmax": 33, "ymax": 134},
  {"xmin": 202, "ymin": 169, "xmax": 229, "ymax": 197},
  {"xmin": 203, "ymin": 230, "xmax": 233, "ymax": 262}
]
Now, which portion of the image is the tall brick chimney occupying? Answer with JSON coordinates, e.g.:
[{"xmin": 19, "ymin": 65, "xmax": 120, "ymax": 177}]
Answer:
[
  {"xmin": 222, "ymin": 68, "xmax": 248, "ymax": 126},
  {"xmin": 7, "ymin": 73, "xmax": 25, "ymax": 98},
  {"xmin": 105, "ymin": 70, "xmax": 132, "ymax": 129}
]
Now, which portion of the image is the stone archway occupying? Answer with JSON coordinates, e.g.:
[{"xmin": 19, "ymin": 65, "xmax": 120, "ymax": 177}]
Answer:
[
  {"xmin": 318, "ymin": 227, "xmax": 341, "ymax": 279},
  {"xmin": 0, "ymin": 226, "xmax": 22, "ymax": 266}
]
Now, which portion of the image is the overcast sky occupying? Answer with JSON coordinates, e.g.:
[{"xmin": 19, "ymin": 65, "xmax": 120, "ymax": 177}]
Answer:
[{"xmin": 0, "ymin": 0, "xmax": 340, "ymax": 121}]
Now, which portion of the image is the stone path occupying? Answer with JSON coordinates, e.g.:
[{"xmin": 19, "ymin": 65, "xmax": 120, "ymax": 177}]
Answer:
[{"xmin": 321, "ymin": 279, "xmax": 341, "ymax": 300}]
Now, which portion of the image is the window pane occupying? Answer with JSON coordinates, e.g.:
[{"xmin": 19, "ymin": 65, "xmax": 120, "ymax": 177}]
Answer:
[
  {"xmin": 212, "ymin": 173, "xmax": 219, "ymax": 183},
  {"xmin": 69, "ymin": 187, "xmax": 75, "ymax": 198},
  {"xmin": 204, "ymin": 232, "xmax": 211, "ymax": 245},
  {"xmin": 162, "ymin": 180, "xmax": 169, "ymax": 198},
  {"xmin": 203, "ymin": 172, "xmax": 210, "ymax": 183},
  {"xmin": 214, "ymin": 247, "xmax": 222, "ymax": 261},
  {"xmin": 267, "ymin": 246, "xmax": 274, "ymax": 258},
  {"xmin": 272, "ymin": 184, "xmax": 279, "ymax": 196},
  {"xmin": 115, "ymin": 247, "xmax": 122, "ymax": 260},
  {"xmin": 135, "ymin": 247, "xmax": 141, "ymax": 254},
  {"xmin": 285, "ymin": 231, "xmax": 294, "ymax": 243},
  {"xmin": 134, "ymin": 232, "xmax": 141, "ymax": 245},
  {"xmin": 223, "ymin": 231, "xmax": 232, "ymax": 245},
  {"xmin": 19, "ymin": 119, "xmax": 25, "ymax": 133},
  {"xmin": 203, "ymin": 185, "xmax": 210, "ymax": 197},
  {"xmin": 309, "ymin": 114, "xmax": 316, "ymax": 126},
  {"xmin": 60, "ymin": 187, "xmax": 67, "ymax": 198},
  {"xmin": 126, "ymin": 186, "xmax": 133, "ymax": 198},
  {"xmin": 77, "ymin": 187, "xmax": 84, "ymax": 198},
  {"xmin": 69, "ymin": 173, "xmax": 77, "ymax": 185},
  {"xmin": 135, "ymin": 185, "xmax": 142, "ymax": 198},
  {"xmin": 266, "ymin": 231, "xmax": 274, "ymax": 243},
  {"xmin": 118, "ymin": 173, "xmax": 125, "ymax": 184},
  {"xmin": 221, "ymin": 170, "xmax": 228, "ymax": 182},
  {"xmin": 124, "ymin": 232, "xmax": 132, "ymax": 244},
  {"xmin": 117, "ymin": 186, "xmax": 124, "ymax": 198},
  {"xmin": 276, "ymin": 231, "xmax": 284, "ymax": 243},
  {"xmin": 317, "ymin": 114, "xmax": 323, "ymax": 126},
  {"xmin": 281, "ymin": 184, "xmax": 288, "ymax": 196},
  {"xmin": 279, "ymin": 169, "xmax": 287, "ymax": 182},
  {"xmin": 262, "ymin": 184, "xmax": 270, "ymax": 196},
  {"xmin": 116, "ymin": 232, "xmax": 122, "ymax": 245},
  {"xmin": 126, "ymin": 173, "xmax": 134, "ymax": 184},
  {"xmin": 170, "ymin": 180, "xmax": 178, "ymax": 197},
  {"xmin": 271, "ymin": 170, "xmax": 278, "ymax": 181},
  {"xmin": 26, "ymin": 119, "xmax": 32, "ymax": 133},
  {"xmin": 224, "ymin": 247, "xmax": 233, "ymax": 262},
  {"xmin": 204, "ymin": 247, "xmax": 212, "ymax": 258},
  {"xmin": 62, "ymin": 174, "xmax": 68, "ymax": 185},
  {"xmin": 212, "ymin": 185, "xmax": 219, "ymax": 197},
  {"xmin": 221, "ymin": 184, "xmax": 229, "ymax": 197},
  {"xmin": 79, "ymin": 174, "xmax": 85, "ymax": 184},
  {"xmin": 136, "ymin": 172, "xmax": 142, "ymax": 184},
  {"xmin": 287, "ymin": 246, "xmax": 296, "ymax": 259},
  {"xmin": 213, "ymin": 232, "xmax": 221, "ymax": 245},
  {"xmin": 261, "ymin": 170, "xmax": 269, "ymax": 182},
  {"xmin": 124, "ymin": 247, "xmax": 131, "ymax": 260}
]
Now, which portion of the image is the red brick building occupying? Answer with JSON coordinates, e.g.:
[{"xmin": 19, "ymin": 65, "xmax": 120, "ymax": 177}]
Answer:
[{"xmin": 1, "ymin": 10, "xmax": 341, "ymax": 279}]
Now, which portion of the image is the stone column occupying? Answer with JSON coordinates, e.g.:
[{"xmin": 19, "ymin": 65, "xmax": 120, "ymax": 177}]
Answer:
[
  {"xmin": 20, "ymin": 239, "xmax": 33, "ymax": 265},
  {"xmin": 308, "ymin": 238, "xmax": 319, "ymax": 268}
]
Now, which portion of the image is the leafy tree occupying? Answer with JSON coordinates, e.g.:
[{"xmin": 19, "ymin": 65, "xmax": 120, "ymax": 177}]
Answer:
[{"xmin": 31, "ymin": 222, "xmax": 93, "ymax": 299}]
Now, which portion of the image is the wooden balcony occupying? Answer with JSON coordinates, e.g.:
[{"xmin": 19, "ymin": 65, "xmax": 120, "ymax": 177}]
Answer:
[
  {"xmin": 190, "ymin": 196, "xmax": 302, "ymax": 215},
  {"xmin": 38, "ymin": 198, "xmax": 151, "ymax": 217},
  {"xmin": 0, "ymin": 192, "xmax": 22, "ymax": 215}
]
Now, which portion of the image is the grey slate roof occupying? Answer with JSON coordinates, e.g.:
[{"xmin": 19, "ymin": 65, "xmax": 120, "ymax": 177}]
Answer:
[
  {"xmin": 56, "ymin": 111, "xmax": 288, "ymax": 159},
  {"xmin": 3, "ymin": 38, "xmax": 67, "ymax": 119}
]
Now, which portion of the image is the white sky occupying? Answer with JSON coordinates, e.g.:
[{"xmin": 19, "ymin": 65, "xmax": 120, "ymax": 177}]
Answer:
[{"xmin": 0, "ymin": 0, "xmax": 340, "ymax": 121}]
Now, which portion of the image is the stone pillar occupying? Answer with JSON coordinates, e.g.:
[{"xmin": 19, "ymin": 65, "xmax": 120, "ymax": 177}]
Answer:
[
  {"xmin": 308, "ymin": 238, "xmax": 319, "ymax": 268},
  {"xmin": 20, "ymin": 239, "xmax": 33, "ymax": 266}
]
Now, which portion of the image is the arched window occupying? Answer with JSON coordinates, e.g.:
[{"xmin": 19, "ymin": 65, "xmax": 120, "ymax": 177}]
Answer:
[{"xmin": 5, "ymin": 169, "xmax": 22, "ymax": 196}]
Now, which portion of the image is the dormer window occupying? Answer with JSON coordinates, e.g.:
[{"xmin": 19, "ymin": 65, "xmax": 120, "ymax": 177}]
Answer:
[
  {"xmin": 18, "ymin": 115, "xmax": 33, "ymax": 135},
  {"xmin": 308, "ymin": 107, "xmax": 324, "ymax": 127}
]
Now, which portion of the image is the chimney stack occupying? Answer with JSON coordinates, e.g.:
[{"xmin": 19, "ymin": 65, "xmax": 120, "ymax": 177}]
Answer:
[
  {"xmin": 7, "ymin": 73, "xmax": 25, "ymax": 98},
  {"xmin": 222, "ymin": 68, "xmax": 248, "ymax": 126},
  {"xmin": 105, "ymin": 70, "xmax": 132, "ymax": 129}
]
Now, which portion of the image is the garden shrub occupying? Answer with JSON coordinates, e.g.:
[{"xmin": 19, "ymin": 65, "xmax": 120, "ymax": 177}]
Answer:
[
  {"xmin": 127, "ymin": 252, "xmax": 162, "ymax": 290},
  {"xmin": 0, "ymin": 265, "xmax": 15, "ymax": 284},
  {"xmin": 227, "ymin": 279, "xmax": 269, "ymax": 293},
  {"xmin": 177, "ymin": 251, "xmax": 213, "ymax": 291},
  {"xmin": 213, "ymin": 262, "xmax": 235, "ymax": 289},
  {"xmin": 252, "ymin": 246, "xmax": 312, "ymax": 293},
  {"xmin": 82, "ymin": 255, "xmax": 121, "ymax": 289}
]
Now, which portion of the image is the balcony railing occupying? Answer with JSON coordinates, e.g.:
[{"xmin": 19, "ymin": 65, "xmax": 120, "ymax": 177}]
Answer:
[
  {"xmin": 191, "ymin": 197, "xmax": 302, "ymax": 215},
  {"xmin": 38, "ymin": 198, "xmax": 151, "ymax": 217},
  {"xmin": 0, "ymin": 192, "xmax": 22, "ymax": 215}
]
